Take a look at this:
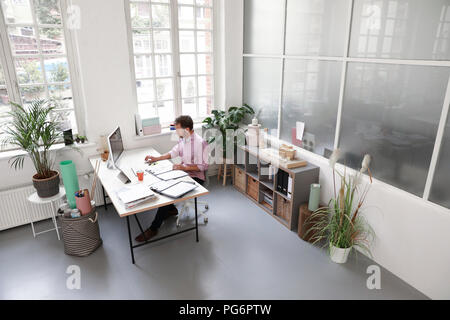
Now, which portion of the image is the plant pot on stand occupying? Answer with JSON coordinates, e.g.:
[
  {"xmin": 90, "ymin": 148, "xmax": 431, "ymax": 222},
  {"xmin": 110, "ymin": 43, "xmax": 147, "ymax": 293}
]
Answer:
[
  {"xmin": 330, "ymin": 243, "xmax": 352, "ymax": 264},
  {"xmin": 32, "ymin": 171, "xmax": 60, "ymax": 198}
]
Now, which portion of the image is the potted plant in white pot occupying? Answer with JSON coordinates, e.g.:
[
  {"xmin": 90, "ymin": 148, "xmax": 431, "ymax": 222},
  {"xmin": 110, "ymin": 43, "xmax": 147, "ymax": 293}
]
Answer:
[
  {"xmin": 2, "ymin": 100, "xmax": 62, "ymax": 198},
  {"xmin": 307, "ymin": 150, "xmax": 374, "ymax": 264}
]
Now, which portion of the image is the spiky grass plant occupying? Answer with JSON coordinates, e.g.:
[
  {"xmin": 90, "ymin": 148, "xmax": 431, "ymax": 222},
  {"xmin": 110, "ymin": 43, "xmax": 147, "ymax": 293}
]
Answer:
[
  {"xmin": 306, "ymin": 150, "xmax": 375, "ymax": 256},
  {"xmin": 1, "ymin": 100, "xmax": 61, "ymax": 179}
]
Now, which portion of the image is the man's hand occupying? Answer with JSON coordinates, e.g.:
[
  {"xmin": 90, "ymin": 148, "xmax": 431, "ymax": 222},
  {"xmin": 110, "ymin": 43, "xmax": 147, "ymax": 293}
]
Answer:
[
  {"xmin": 145, "ymin": 155, "xmax": 159, "ymax": 163},
  {"xmin": 173, "ymin": 164, "xmax": 185, "ymax": 171}
]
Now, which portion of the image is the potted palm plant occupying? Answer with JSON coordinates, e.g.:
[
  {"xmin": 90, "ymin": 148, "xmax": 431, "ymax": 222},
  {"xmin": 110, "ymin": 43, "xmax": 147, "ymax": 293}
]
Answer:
[
  {"xmin": 307, "ymin": 150, "xmax": 374, "ymax": 264},
  {"xmin": 2, "ymin": 100, "xmax": 62, "ymax": 198}
]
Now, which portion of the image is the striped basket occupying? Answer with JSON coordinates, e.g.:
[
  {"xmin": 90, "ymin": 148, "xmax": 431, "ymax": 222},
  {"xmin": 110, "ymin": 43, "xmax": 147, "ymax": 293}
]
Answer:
[{"xmin": 61, "ymin": 209, "xmax": 102, "ymax": 257}]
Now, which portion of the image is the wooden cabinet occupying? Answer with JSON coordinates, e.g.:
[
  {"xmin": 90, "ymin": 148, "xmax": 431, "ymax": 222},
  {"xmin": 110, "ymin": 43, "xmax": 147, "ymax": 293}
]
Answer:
[
  {"xmin": 275, "ymin": 193, "xmax": 291, "ymax": 222},
  {"xmin": 246, "ymin": 175, "xmax": 259, "ymax": 201},
  {"xmin": 234, "ymin": 166, "xmax": 246, "ymax": 192}
]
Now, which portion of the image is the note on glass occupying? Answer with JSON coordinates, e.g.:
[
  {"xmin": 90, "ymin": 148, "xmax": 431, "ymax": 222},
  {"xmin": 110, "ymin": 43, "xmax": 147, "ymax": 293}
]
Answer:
[{"xmin": 296, "ymin": 121, "xmax": 305, "ymax": 140}]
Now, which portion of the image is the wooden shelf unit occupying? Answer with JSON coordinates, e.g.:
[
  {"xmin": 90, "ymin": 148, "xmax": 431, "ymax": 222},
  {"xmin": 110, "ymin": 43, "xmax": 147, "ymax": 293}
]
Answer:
[{"xmin": 233, "ymin": 145, "xmax": 320, "ymax": 231}]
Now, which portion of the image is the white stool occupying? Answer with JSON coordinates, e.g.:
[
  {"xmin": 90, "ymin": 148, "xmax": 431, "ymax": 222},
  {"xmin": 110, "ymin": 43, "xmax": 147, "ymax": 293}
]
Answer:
[{"xmin": 27, "ymin": 186, "xmax": 66, "ymax": 240}]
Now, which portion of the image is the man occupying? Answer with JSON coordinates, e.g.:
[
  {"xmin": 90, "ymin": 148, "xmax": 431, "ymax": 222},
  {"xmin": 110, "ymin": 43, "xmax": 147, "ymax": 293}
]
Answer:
[{"xmin": 135, "ymin": 115, "xmax": 209, "ymax": 242}]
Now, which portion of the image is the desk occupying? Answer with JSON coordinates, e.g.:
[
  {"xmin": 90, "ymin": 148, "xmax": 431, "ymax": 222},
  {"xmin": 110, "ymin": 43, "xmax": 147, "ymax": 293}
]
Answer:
[{"xmin": 89, "ymin": 147, "xmax": 209, "ymax": 264}]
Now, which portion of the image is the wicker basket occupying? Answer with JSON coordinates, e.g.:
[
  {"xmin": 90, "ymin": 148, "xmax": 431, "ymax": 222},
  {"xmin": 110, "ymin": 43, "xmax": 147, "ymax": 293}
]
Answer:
[{"xmin": 61, "ymin": 209, "xmax": 102, "ymax": 257}]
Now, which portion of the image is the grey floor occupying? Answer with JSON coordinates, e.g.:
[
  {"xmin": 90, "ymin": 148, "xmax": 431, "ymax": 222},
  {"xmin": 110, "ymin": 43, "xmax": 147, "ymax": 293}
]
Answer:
[{"xmin": 0, "ymin": 179, "xmax": 428, "ymax": 300}]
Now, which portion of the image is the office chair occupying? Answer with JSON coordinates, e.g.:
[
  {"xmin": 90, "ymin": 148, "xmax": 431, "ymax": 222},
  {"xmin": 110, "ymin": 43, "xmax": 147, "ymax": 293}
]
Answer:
[{"xmin": 176, "ymin": 174, "xmax": 210, "ymax": 227}]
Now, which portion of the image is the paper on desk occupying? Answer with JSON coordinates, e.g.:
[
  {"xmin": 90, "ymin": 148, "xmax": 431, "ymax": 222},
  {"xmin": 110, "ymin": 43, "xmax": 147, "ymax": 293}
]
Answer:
[{"xmin": 296, "ymin": 121, "xmax": 305, "ymax": 140}]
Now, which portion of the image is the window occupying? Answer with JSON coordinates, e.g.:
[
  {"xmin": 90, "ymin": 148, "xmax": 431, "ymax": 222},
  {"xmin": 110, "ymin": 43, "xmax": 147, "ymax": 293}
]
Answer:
[
  {"xmin": 243, "ymin": 0, "xmax": 450, "ymax": 208},
  {"xmin": 0, "ymin": 0, "xmax": 79, "ymax": 151},
  {"xmin": 127, "ymin": 0, "xmax": 214, "ymax": 125}
]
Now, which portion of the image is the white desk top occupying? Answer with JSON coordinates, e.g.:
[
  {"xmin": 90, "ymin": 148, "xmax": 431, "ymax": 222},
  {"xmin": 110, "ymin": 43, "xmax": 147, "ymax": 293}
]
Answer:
[{"xmin": 89, "ymin": 146, "xmax": 209, "ymax": 218}]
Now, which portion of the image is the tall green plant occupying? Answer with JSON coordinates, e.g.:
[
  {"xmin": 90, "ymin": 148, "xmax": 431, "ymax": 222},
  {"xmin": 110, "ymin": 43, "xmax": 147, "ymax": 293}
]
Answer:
[
  {"xmin": 1, "ymin": 100, "xmax": 61, "ymax": 179},
  {"xmin": 202, "ymin": 104, "xmax": 254, "ymax": 158},
  {"xmin": 307, "ymin": 150, "xmax": 374, "ymax": 256}
]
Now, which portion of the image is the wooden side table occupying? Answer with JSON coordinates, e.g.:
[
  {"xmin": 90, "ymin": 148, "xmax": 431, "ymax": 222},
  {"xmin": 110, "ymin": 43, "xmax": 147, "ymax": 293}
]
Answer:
[{"xmin": 27, "ymin": 186, "xmax": 66, "ymax": 240}]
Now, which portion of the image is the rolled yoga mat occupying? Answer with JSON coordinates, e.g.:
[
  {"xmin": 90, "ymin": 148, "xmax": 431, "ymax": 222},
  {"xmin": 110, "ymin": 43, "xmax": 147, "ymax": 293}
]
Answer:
[{"xmin": 60, "ymin": 160, "xmax": 80, "ymax": 209}]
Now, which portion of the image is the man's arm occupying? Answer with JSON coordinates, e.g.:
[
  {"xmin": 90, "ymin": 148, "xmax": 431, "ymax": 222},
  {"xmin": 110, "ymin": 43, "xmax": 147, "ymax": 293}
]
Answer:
[
  {"xmin": 174, "ymin": 164, "xmax": 200, "ymax": 172},
  {"xmin": 145, "ymin": 153, "xmax": 171, "ymax": 163}
]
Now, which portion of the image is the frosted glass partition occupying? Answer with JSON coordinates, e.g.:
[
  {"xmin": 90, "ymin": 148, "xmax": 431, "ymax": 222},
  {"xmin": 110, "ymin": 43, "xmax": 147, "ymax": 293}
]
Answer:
[
  {"xmin": 430, "ymin": 117, "xmax": 450, "ymax": 207},
  {"xmin": 280, "ymin": 59, "xmax": 342, "ymax": 157},
  {"xmin": 243, "ymin": 57, "xmax": 282, "ymax": 133},
  {"xmin": 350, "ymin": 0, "xmax": 450, "ymax": 60},
  {"xmin": 339, "ymin": 62, "xmax": 450, "ymax": 196},
  {"xmin": 243, "ymin": 0, "xmax": 285, "ymax": 55},
  {"xmin": 285, "ymin": 0, "xmax": 350, "ymax": 56}
]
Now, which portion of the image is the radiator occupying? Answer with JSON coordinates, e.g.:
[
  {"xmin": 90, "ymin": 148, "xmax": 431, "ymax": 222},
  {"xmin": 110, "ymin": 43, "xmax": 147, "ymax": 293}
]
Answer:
[{"xmin": 0, "ymin": 175, "xmax": 105, "ymax": 231}]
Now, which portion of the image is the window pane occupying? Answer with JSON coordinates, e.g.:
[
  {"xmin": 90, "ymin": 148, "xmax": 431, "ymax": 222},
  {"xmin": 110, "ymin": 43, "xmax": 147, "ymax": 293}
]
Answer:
[
  {"xmin": 152, "ymin": 4, "xmax": 170, "ymax": 28},
  {"xmin": 48, "ymin": 84, "xmax": 73, "ymax": 109},
  {"xmin": 156, "ymin": 78, "xmax": 173, "ymax": 100},
  {"xmin": 179, "ymin": 0, "xmax": 194, "ymax": 4},
  {"xmin": 197, "ymin": 30, "xmax": 212, "ymax": 52},
  {"xmin": 430, "ymin": 116, "xmax": 450, "ymax": 208},
  {"xmin": 340, "ymin": 63, "xmax": 450, "ymax": 196},
  {"xmin": 153, "ymin": 30, "xmax": 171, "ymax": 53},
  {"xmin": 198, "ymin": 96, "xmax": 212, "ymax": 116},
  {"xmin": 196, "ymin": 7, "xmax": 212, "ymax": 29},
  {"xmin": 15, "ymin": 58, "xmax": 44, "ymax": 84},
  {"xmin": 8, "ymin": 26, "xmax": 38, "ymax": 55},
  {"xmin": 156, "ymin": 100, "xmax": 174, "ymax": 123},
  {"xmin": 180, "ymin": 54, "xmax": 196, "ymax": 75},
  {"xmin": 0, "ymin": 64, "xmax": 5, "ymax": 86},
  {"xmin": 130, "ymin": 2, "xmax": 151, "ymax": 28},
  {"xmin": 244, "ymin": 0, "xmax": 285, "ymax": 55},
  {"xmin": 243, "ymin": 57, "xmax": 282, "ymax": 133},
  {"xmin": 197, "ymin": 53, "xmax": 212, "ymax": 74},
  {"xmin": 132, "ymin": 29, "xmax": 152, "ymax": 54},
  {"xmin": 52, "ymin": 110, "xmax": 78, "ymax": 134},
  {"xmin": 138, "ymin": 102, "xmax": 157, "ymax": 118},
  {"xmin": 20, "ymin": 85, "xmax": 46, "ymax": 104},
  {"xmin": 1, "ymin": 0, "xmax": 33, "ymax": 24},
  {"xmin": 182, "ymin": 97, "xmax": 197, "ymax": 116},
  {"xmin": 0, "ymin": 87, "xmax": 10, "ymax": 114},
  {"xmin": 285, "ymin": 0, "xmax": 350, "ymax": 56},
  {"xmin": 134, "ymin": 55, "xmax": 153, "ymax": 78},
  {"xmin": 198, "ymin": 75, "xmax": 212, "ymax": 96},
  {"xmin": 136, "ymin": 79, "xmax": 154, "ymax": 102},
  {"xmin": 34, "ymin": 0, "xmax": 62, "ymax": 25},
  {"xmin": 197, "ymin": 0, "xmax": 212, "ymax": 6},
  {"xmin": 154, "ymin": 54, "xmax": 172, "ymax": 77},
  {"xmin": 44, "ymin": 57, "xmax": 70, "ymax": 83},
  {"xmin": 39, "ymin": 27, "xmax": 65, "ymax": 55},
  {"xmin": 179, "ymin": 30, "xmax": 195, "ymax": 52},
  {"xmin": 181, "ymin": 76, "xmax": 196, "ymax": 97},
  {"xmin": 350, "ymin": 0, "xmax": 450, "ymax": 60},
  {"xmin": 178, "ymin": 6, "xmax": 195, "ymax": 29},
  {"xmin": 281, "ymin": 60, "xmax": 342, "ymax": 157}
]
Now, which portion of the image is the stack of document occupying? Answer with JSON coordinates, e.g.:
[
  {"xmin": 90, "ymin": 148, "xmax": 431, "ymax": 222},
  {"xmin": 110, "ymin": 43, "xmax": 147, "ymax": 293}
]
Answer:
[
  {"xmin": 146, "ymin": 160, "xmax": 173, "ymax": 175},
  {"xmin": 117, "ymin": 184, "xmax": 156, "ymax": 209}
]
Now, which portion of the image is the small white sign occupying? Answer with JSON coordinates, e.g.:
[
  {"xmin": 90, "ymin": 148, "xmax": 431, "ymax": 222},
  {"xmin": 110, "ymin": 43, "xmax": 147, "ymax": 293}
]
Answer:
[{"xmin": 296, "ymin": 121, "xmax": 305, "ymax": 140}]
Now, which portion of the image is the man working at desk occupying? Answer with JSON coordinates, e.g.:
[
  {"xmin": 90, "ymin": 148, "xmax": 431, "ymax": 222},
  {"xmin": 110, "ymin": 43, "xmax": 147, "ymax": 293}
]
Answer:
[{"xmin": 135, "ymin": 115, "xmax": 209, "ymax": 242}]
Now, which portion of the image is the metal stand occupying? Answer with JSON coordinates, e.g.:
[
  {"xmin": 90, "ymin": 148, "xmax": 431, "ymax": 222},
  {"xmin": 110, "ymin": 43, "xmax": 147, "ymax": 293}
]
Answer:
[
  {"xmin": 30, "ymin": 200, "xmax": 61, "ymax": 240},
  {"xmin": 102, "ymin": 186, "xmax": 108, "ymax": 211},
  {"xmin": 125, "ymin": 197, "xmax": 200, "ymax": 264}
]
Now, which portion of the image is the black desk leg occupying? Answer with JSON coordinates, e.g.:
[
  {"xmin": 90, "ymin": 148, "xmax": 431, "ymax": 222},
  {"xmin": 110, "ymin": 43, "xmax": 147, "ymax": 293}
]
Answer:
[
  {"xmin": 126, "ymin": 216, "xmax": 135, "ymax": 264},
  {"xmin": 102, "ymin": 186, "xmax": 108, "ymax": 211},
  {"xmin": 195, "ymin": 197, "xmax": 199, "ymax": 242}
]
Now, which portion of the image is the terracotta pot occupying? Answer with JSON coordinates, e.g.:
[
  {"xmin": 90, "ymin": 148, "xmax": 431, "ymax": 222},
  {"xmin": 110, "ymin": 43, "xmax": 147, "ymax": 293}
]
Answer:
[{"xmin": 32, "ymin": 171, "xmax": 60, "ymax": 198}]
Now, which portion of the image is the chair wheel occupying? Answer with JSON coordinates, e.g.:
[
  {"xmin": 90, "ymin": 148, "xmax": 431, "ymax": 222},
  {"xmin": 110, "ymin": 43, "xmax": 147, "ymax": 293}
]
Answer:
[
  {"xmin": 205, "ymin": 205, "xmax": 209, "ymax": 210},
  {"xmin": 204, "ymin": 217, "xmax": 208, "ymax": 223},
  {"xmin": 176, "ymin": 222, "xmax": 181, "ymax": 228}
]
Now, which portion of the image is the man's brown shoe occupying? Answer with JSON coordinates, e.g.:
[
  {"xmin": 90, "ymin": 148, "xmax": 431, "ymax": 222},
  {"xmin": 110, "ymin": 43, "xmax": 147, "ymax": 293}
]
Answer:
[
  {"xmin": 168, "ymin": 207, "xmax": 178, "ymax": 217},
  {"xmin": 135, "ymin": 228, "xmax": 158, "ymax": 242}
]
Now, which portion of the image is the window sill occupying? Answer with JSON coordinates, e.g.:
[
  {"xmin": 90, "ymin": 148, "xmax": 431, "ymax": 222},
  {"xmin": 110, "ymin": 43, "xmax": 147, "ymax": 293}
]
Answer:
[
  {"xmin": 0, "ymin": 142, "xmax": 96, "ymax": 161},
  {"xmin": 133, "ymin": 123, "xmax": 204, "ymax": 140}
]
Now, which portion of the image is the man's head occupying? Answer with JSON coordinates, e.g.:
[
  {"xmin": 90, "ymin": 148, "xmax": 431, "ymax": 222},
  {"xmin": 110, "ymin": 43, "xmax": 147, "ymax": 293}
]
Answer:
[{"xmin": 175, "ymin": 115, "xmax": 194, "ymax": 138}]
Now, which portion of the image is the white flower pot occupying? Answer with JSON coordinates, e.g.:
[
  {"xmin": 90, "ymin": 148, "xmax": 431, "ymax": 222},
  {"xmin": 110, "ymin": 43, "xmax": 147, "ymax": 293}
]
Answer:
[{"xmin": 330, "ymin": 244, "xmax": 352, "ymax": 264}]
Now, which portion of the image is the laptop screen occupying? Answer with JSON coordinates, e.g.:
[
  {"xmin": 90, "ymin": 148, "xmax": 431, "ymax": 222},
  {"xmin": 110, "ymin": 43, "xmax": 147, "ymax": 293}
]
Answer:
[{"xmin": 109, "ymin": 126, "xmax": 124, "ymax": 165}]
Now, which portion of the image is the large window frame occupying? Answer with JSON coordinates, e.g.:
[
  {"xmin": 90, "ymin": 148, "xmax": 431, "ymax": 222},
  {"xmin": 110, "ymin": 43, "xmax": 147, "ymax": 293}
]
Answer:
[
  {"xmin": 125, "ymin": 0, "xmax": 217, "ymax": 127},
  {"xmin": 243, "ymin": 0, "xmax": 450, "ymax": 206},
  {"xmin": 0, "ymin": 0, "xmax": 83, "ymax": 152}
]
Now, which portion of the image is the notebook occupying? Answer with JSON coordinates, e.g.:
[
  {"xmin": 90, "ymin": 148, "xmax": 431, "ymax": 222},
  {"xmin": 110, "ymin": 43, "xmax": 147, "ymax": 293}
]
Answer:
[
  {"xmin": 150, "ymin": 179, "xmax": 179, "ymax": 193},
  {"xmin": 117, "ymin": 184, "xmax": 155, "ymax": 205},
  {"xmin": 157, "ymin": 170, "xmax": 188, "ymax": 181},
  {"xmin": 159, "ymin": 181, "xmax": 197, "ymax": 198}
]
